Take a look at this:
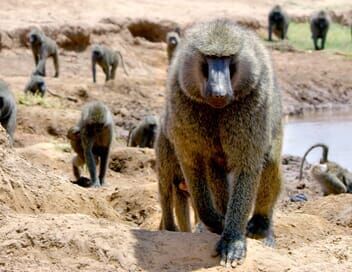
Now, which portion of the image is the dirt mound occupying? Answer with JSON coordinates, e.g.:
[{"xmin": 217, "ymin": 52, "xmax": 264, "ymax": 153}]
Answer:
[
  {"xmin": 0, "ymin": 129, "xmax": 119, "ymax": 220},
  {"xmin": 109, "ymin": 147, "xmax": 156, "ymax": 175},
  {"xmin": 0, "ymin": 205, "xmax": 351, "ymax": 271},
  {"xmin": 127, "ymin": 19, "xmax": 179, "ymax": 42}
]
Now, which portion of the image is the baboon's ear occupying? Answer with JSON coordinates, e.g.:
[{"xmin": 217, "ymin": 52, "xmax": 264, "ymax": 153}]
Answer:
[{"xmin": 0, "ymin": 97, "xmax": 4, "ymax": 108}]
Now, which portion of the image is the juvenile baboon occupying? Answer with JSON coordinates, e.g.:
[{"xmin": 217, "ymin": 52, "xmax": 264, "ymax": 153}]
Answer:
[
  {"xmin": 68, "ymin": 101, "xmax": 114, "ymax": 187},
  {"xmin": 299, "ymin": 143, "xmax": 352, "ymax": 195},
  {"xmin": 0, "ymin": 80, "xmax": 16, "ymax": 145},
  {"xmin": 28, "ymin": 28, "xmax": 59, "ymax": 77},
  {"xmin": 156, "ymin": 19, "xmax": 283, "ymax": 267},
  {"xmin": 91, "ymin": 44, "xmax": 128, "ymax": 83},
  {"xmin": 166, "ymin": 31, "xmax": 181, "ymax": 64},
  {"xmin": 24, "ymin": 75, "xmax": 47, "ymax": 97},
  {"xmin": 127, "ymin": 115, "xmax": 158, "ymax": 148},
  {"xmin": 268, "ymin": 5, "xmax": 290, "ymax": 41},
  {"xmin": 310, "ymin": 11, "xmax": 330, "ymax": 50}
]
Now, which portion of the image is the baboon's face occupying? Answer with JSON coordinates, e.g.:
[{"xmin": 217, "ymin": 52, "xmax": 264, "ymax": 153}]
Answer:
[
  {"xmin": 180, "ymin": 51, "xmax": 237, "ymax": 109},
  {"xmin": 168, "ymin": 36, "xmax": 178, "ymax": 46},
  {"xmin": 29, "ymin": 33, "xmax": 41, "ymax": 45},
  {"xmin": 317, "ymin": 18, "xmax": 327, "ymax": 29},
  {"xmin": 37, "ymin": 81, "xmax": 46, "ymax": 93},
  {"xmin": 92, "ymin": 48, "xmax": 103, "ymax": 59},
  {"xmin": 178, "ymin": 20, "xmax": 247, "ymax": 109},
  {"xmin": 199, "ymin": 55, "xmax": 236, "ymax": 108},
  {"xmin": 272, "ymin": 11, "xmax": 283, "ymax": 23}
]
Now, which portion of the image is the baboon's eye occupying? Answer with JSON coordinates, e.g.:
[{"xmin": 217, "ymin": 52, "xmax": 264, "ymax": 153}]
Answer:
[
  {"xmin": 229, "ymin": 61, "xmax": 237, "ymax": 78},
  {"xmin": 201, "ymin": 61, "xmax": 208, "ymax": 79}
]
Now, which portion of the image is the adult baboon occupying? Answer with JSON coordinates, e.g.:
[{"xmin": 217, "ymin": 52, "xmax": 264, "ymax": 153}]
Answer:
[
  {"xmin": 156, "ymin": 19, "xmax": 283, "ymax": 267},
  {"xmin": 28, "ymin": 28, "xmax": 59, "ymax": 77},
  {"xmin": 91, "ymin": 44, "xmax": 128, "ymax": 83},
  {"xmin": 24, "ymin": 75, "xmax": 47, "ymax": 97},
  {"xmin": 166, "ymin": 31, "xmax": 181, "ymax": 64},
  {"xmin": 268, "ymin": 5, "xmax": 290, "ymax": 41},
  {"xmin": 310, "ymin": 11, "xmax": 330, "ymax": 50},
  {"xmin": 127, "ymin": 115, "xmax": 158, "ymax": 148},
  {"xmin": 299, "ymin": 143, "xmax": 352, "ymax": 195},
  {"xmin": 68, "ymin": 101, "xmax": 114, "ymax": 187},
  {"xmin": 0, "ymin": 80, "xmax": 16, "ymax": 145}
]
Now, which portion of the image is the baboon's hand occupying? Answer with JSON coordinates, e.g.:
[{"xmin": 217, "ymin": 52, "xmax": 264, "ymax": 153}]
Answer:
[
  {"xmin": 214, "ymin": 235, "xmax": 246, "ymax": 268},
  {"xmin": 92, "ymin": 180, "xmax": 101, "ymax": 188}
]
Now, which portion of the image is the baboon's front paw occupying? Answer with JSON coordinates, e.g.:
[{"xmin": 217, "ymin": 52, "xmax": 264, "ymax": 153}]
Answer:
[{"xmin": 214, "ymin": 236, "xmax": 247, "ymax": 268}]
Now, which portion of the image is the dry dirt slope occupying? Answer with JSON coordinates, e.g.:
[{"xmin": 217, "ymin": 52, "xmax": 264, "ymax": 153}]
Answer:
[{"xmin": 0, "ymin": 129, "xmax": 352, "ymax": 271}]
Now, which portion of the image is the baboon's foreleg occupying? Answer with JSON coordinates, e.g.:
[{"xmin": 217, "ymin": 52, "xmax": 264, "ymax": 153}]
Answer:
[{"xmin": 53, "ymin": 52, "xmax": 59, "ymax": 77}]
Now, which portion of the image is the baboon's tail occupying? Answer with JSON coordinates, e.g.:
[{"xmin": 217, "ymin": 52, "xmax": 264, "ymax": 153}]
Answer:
[{"xmin": 299, "ymin": 143, "xmax": 329, "ymax": 180}]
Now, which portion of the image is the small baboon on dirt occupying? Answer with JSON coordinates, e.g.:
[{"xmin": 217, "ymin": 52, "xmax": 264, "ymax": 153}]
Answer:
[
  {"xmin": 67, "ymin": 101, "xmax": 114, "ymax": 187},
  {"xmin": 166, "ymin": 30, "xmax": 181, "ymax": 64},
  {"xmin": 24, "ymin": 75, "xmax": 47, "ymax": 97},
  {"xmin": 28, "ymin": 28, "xmax": 59, "ymax": 77},
  {"xmin": 127, "ymin": 115, "xmax": 158, "ymax": 148},
  {"xmin": 91, "ymin": 44, "xmax": 128, "ymax": 83}
]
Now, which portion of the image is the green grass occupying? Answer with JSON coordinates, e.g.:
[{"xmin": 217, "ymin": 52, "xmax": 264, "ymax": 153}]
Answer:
[
  {"xmin": 287, "ymin": 22, "xmax": 352, "ymax": 55},
  {"xmin": 18, "ymin": 93, "xmax": 61, "ymax": 108}
]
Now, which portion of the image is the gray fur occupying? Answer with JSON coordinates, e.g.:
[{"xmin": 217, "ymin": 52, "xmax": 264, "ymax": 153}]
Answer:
[
  {"xmin": 29, "ymin": 28, "xmax": 59, "ymax": 77},
  {"xmin": 24, "ymin": 75, "xmax": 47, "ymax": 97},
  {"xmin": 68, "ymin": 101, "xmax": 114, "ymax": 187},
  {"xmin": 0, "ymin": 80, "xmax": 17, "ymax": 145},
  {"xmin": 91, "ymin": 44, "xmax": 128, "ymax": 83}
]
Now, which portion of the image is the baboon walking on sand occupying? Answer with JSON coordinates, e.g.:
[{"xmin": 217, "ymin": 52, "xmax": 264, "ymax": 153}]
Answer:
[
  {"xmin": 28, "ymin": 28, "xmax": 59, "ymax": 77},
  {"xmin": 156, "ymin": 19, "xmax": 283, "ymax": 267},
  {"xmin": 91, "ymin": 44, "xmax": 128, "ymax": 83},
  {"xmin": 67, "ymin": 101, "xmax": 114, "ymax": 187}
]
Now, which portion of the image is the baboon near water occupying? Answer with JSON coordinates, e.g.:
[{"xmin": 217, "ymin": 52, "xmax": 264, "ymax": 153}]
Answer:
[
  {"xmin": 299, "ymin": 143, "xmax": 352, "ymax": 195},
  {"xmin": 28, "ymin": 28, "xmax": 59, "ymax": 77},
  {"xmin": 310, "ymin": 11, "xmax": 330, "ymax": 50},
  {"xmin": 268, "ymin": 5, "xmax": 290, "ymax": 41},
  {"xmin": 156, "ymin": 19, "xmax": 283, "ymax": 267},
  {"xmin": 0, "ymin": 80, "xmax": 16, "ymax": 145},
  {"xmin": 67, "ymin": 101, "xmax": 113, "ymax": 187},
  {"xmin": 24, "ymin": 75, "xmax": 47, "ymax": 97},
  {"xmin": 166, "ymin": 30, "xmax": 181, "ymax": 64},
  {"xmin": 91, "ymin": 44, "xmax": 128, "ymax": 83},
  {"xmin": 127, "ymin": 115, "xmax": 158, "ymax": 148}
]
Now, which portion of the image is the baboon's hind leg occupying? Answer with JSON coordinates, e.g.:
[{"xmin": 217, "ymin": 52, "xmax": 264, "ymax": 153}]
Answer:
[
  {"xmin": 247, "ymin": 151, "xmax": 282, "ymax": 246},
  {"xmin": 156, "ymin": 131, "xmax": 182, "ymax": 231}
]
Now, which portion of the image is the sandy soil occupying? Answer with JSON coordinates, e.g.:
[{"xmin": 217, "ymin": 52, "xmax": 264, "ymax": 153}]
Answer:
[{"xmin": 0, "ymin": 0, "xmax": 351, "ymax": 271}]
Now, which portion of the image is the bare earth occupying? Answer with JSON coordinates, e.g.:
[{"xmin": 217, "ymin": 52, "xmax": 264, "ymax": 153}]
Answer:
[{"xmin": 0, "ymin": 1, "xmax": 351, "ymax": 271}]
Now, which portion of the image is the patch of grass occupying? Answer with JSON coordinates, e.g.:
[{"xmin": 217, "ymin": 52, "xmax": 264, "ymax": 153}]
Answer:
[
  {"xmin": 18, "ymin": 93, "xmax": 61, "ymax": 108},
  {"xmin": 287, "ymin": 22, "xmax": 352, "ymax": 54}
]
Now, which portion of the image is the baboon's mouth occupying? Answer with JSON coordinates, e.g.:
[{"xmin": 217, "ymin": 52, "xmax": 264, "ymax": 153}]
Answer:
[{"xmin": 206, "ymin": 97, "xmax": 230, "ymax": 109}]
